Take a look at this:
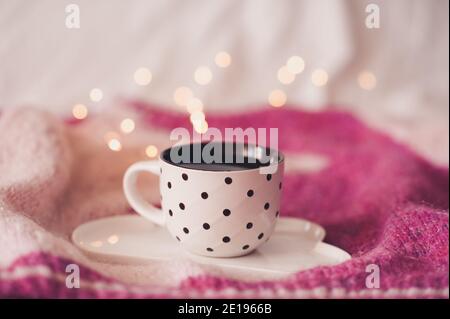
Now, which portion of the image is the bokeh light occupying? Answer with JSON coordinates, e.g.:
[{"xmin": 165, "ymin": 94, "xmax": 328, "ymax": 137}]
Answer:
[
  {"xmin": 190, "ymin": 110, "xmax": 206, "ymax": 125},
  {"xmin": 268, "ymin": 89, "xmax": 287, "ymax": 107},
  {"xmin": 277, "ymin": 66, "xmax": 296, "ymax": 85},
  {"xmin": 194, "ymin": 66, "xmax": 212, "ymax": 85},
  {"xmin": 193, "ymin": 120, "xmax": 209, "ymax": 134},
  {"xmin": 89, "ymin": 88, "xmax": 103, "ymax": 102},
  {"xmin": 107, "ymin": 235, "xmax": 119, "ymax": 244},
  {"xmin": 311, "ymin": 69, "xmax": 329, "ymax": 87},
  {"xmin": 90, "ymin": 241, "xmax": 103, "ymax": 248},
  {"xmin": 186, "ymin": 97, "xmax": 204, "ymax": 113},
  {"xmin": 133, "ymin": 67, "xmax": 152, "ymax": 86},
  {"xmin": 72, "ymin": 104, "xmax": 88, "ymax": 119},
  {"xmin": 107, "ymin": 138, "xmax": 122, "ymax": 152},
  {"xmin": 215, "ymin": 51, "xmax": 232, "ymax": 68},
  {"xmin": 358, "ymin": 71, "xmax": 377, "ymax": 90},
  {"xmin": 145, "ymin": 145, "xmax": 158, "ymax": 158},
  {"xmin": 120, "ymin": 118, "xmax": 135, "ymax": 134},
  {"xmin": 173, "ymin": 86, "xmax": 193, "ymax": 106},
  {"xmin": 286, "ymin": 56, "xmax": 305, "ymax": 74}
]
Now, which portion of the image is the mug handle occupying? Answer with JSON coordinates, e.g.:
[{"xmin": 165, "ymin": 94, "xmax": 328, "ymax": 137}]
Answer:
[{"xmin": 123, "ymin": 160, "xmax": 165, "ymax": 226}]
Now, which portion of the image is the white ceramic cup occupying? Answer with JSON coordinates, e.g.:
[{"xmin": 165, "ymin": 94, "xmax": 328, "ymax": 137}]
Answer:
[{"xmin": 123, "ymin": 142, "xmax": 284, "ymax": 257}]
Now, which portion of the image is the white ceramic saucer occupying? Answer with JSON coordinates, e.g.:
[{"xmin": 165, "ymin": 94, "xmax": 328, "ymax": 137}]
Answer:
[{"xmin": 72, "ymin": 215, "xmax": 350, "ymax": 278}]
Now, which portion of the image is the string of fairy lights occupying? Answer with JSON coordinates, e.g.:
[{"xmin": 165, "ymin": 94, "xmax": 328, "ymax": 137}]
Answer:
[{"xmin": 71, "ymin": 51, "xmax": 377, "ymax": 157}]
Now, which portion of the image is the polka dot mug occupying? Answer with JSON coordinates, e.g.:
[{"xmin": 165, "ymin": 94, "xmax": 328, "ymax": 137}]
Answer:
[{"xmin": 123, "ymin": 142, "xmax": 284, "ymax": 257}]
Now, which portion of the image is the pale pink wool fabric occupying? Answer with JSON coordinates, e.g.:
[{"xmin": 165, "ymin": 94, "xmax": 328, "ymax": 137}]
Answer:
[{"xmin": 0, "ymin": 104, "xmax": 448, "ymax": 298}]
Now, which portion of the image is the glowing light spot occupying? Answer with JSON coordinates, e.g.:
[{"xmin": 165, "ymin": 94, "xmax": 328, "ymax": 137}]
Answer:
[
  {"xmin": 107, "ymin": 235, "xmax": 119, "ymax": 244},
  {"xmin": 311, "ymin": 69, "xmax": 328, "ymax": 87},
  {"xmin": 186, "ymin": 97, "xmax": 204, "ymax": 113},
  {"xmin": 268, "ymin": 90, "xmax": 287, "ymax": 108},
  {"xmin": 173, "ymin": 86, "xmax": 193, "ymax": 106},
  {"xmin": 286, "ymin": 56, "xmax": 305, "ymax": 74},
  {"xmin": 194, "ymin": 66, "xmax": 212, "ymax": 85},
  {"xmin": 145, "ymin": 145, "xmax": 158, "ymax": 158},
  {"xmin": 72, "ymin": 104, "xmax": 88, "ymax": 120},
  {"xmin": 277, "ymin": 66, "xmax": 296, "ymax": 85},
  {"xmin": 120, "ymin": 118, "xmax": 135, "ymax": 134},
  {"xmin": 89, "ymin": 88, "xmax": 103, "ymax": 102},
  {"xmin": 190, "ymin": 111, "xmax": 206, "ymax": 125},
  {"xmin": 133, "ymin": 67, "xmax": 152, "ymax": 86},
  {"xmin": 358, "ymin": 71, "xmax": 377, "ymax": 90},
  {"xmin": 108, "ymin": 138, "xmax": 122, "ymax": 152},
  {"xmin": 194, "ymin": 120, "xmax": 209, "ymax": 134},
  {"xmin": 90, "ymin": 241, "xmax": 103, "ymax": 248},
  {"xmin": 215, "ymin": 51, "xmax": 232, "ymax": 68}
]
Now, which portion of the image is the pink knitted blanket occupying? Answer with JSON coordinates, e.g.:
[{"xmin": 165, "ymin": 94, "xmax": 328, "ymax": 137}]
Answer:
[{"xmin": 0, "ymin": 104, "xmax": 448, "ymax": 298}]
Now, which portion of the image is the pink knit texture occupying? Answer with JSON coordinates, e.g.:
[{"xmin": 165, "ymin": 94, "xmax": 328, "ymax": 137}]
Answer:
[{"xmin": 0, "ymin": 103, "xmax": 448, "ymax": 298}]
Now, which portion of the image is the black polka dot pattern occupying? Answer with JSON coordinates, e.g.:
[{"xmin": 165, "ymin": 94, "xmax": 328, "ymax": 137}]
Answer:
[{"xmin": 165, "ymin": 170, "xmax": 282, "ymax": 255}]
